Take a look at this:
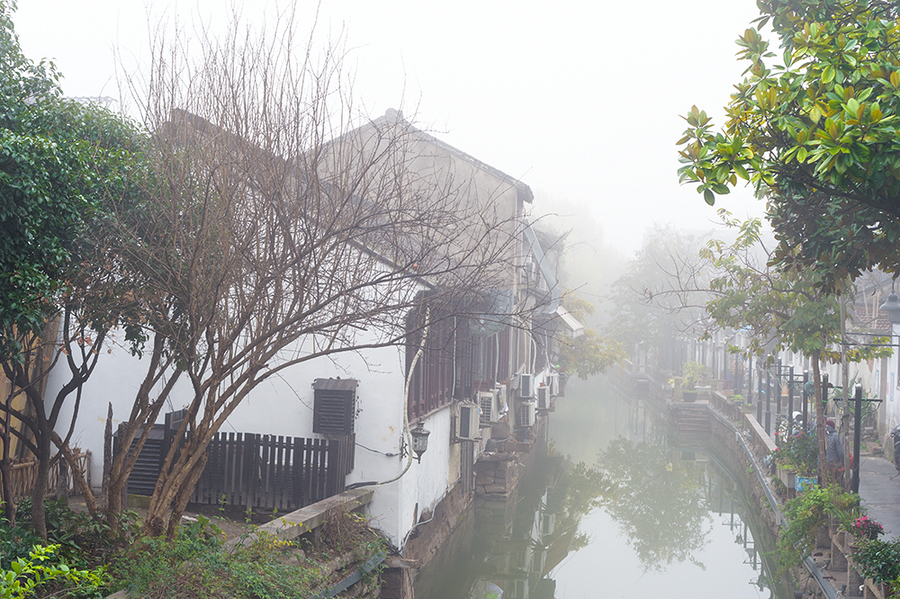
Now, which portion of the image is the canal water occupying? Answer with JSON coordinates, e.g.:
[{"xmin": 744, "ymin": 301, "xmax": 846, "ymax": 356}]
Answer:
[{"xmin": 413, "ymin": 375, "xmax": 792, "ymax": 599}]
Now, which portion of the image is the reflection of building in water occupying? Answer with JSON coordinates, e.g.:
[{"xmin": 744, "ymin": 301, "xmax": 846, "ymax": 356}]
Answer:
[
  {"xmin": 703, "ymin": 451, "xmax": 777, "ymax": 592},
  {"xmin": 468, "ymin": 458, "xmax": 565, "ymax": 599}
]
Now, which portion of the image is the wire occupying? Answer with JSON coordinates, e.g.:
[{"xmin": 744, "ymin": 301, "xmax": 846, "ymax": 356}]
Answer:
[{"xmin": 356, "ymin": 442, "xmax": 398, "ymax": 457}]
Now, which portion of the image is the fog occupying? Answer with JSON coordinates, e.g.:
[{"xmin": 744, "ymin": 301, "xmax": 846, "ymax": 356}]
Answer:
[{"xmin": 15, "ymin": 0, "xmax": 766, "ymax": 261}]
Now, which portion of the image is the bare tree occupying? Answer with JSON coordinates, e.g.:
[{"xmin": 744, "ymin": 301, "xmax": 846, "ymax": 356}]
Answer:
[{"xmin": 63, "ymin": 9, "xmax": 532, "ymax": 537}]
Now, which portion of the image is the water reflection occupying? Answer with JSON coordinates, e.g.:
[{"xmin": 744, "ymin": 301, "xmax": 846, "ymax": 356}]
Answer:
[
  {"xmin": 596, "ymin": 437, "xmax": 712, "ymax": 571},
  {"xmin": 414, "ymin": 376, "xmax": 788, "ymax": 599}
]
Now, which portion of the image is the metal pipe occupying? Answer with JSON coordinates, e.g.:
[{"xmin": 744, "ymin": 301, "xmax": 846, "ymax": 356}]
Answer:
[
  {"xmin": 776, "ymin": 359, "xmax": 782, "ymax": 426},
  {"xmin": 758, "ymin": 367, "xmax": 763, "ymax": 423},
  {"xmin": 788, "ymin": 366, "xmax": 794, "ymax": 438},
  {"xmin": 852, "ymin": 385, "xmax": 862, "ymax": 493},
  {"xmin": 802, "ymin": 371, "xmax": 809, "ymax": 433}
]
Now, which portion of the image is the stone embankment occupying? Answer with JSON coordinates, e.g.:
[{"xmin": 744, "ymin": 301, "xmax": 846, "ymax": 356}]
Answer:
[{"xmin": 688, "ymin": 387, "xmax": 895, "ymax": 599}]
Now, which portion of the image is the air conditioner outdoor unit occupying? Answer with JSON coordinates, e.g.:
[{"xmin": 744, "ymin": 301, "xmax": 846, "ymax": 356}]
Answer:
[
  {"xmin": 547, "ymin": 372, "xmax": 559, "ymax": 396},
  {"xmin": 539, "ymin": 512, "xmax": 556, "ymax": 537},
  {"xmin": 531, "ymin": 547, "xmax": 547, "ymax": 574},
  {"xmin": 518, "ymin": 400, "xmax": 536, "ymax": 428},
  {"xmin": 456, "ymin": 402, "xmax": 480, "ymax": 441},
  {"xmin": 513, "ymin": 546, "xmax": 532, "ymax": 571},
  {"xmin": 536, "ymin": 386, "xmax": 551, "ymax": 410},
  {"xmin": 478, "ymin": 391, "xmax": 500, "ymax": 427},
  {"xmin": 511, "ymin": 578, "xmax": 529, "ymax": 599},
  {"xmin": 518, "ymin": 373, "xmax": 534, "ymax": 398}
]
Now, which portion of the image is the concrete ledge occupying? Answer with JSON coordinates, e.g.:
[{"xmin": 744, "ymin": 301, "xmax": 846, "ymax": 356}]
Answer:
[
  {"xmin": 225, "ymin": 486, "xmax": 375, "ymax": 550},
  {"xmin": 494, "ymin": 440, "xmax": 532, "ymax": 453},
  {"xmin": 744, "ymin": 413, "xmax": 777, "ymax": 455}
]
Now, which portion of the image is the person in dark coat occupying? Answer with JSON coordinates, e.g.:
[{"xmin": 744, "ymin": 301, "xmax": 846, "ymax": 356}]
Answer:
[{"xmin": 824, "ymin": 418, "xmax": 844, "ymax": 482}]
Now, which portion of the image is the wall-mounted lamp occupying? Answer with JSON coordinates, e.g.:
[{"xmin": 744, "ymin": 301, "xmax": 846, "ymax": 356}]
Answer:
[
  {"xmin": 410, "ymin": 422, "xmax": 430, "ymax": 463},
  {"xmin": 880, "ymin": 292, "xmax": 900, "ymax": 325}
]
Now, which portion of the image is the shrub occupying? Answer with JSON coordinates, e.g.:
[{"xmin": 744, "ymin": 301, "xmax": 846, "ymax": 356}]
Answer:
[
  {"xmin": 776, "ymin": 485, "xmax": 861, "ymax": 573},
  {"xmin": 773, "ymin": 421, "xmax": 818, "ymax": 476},
  {"xmin": 0, "ymin": 543, "xmax": 109, "ymax": 599},
  {"xmin": 855, "ymin": 538, "xmax": 900, "ymax": 585},
  {"xmin": 112, "ymin": 514, "xmax": 333, "ymax": 598}
]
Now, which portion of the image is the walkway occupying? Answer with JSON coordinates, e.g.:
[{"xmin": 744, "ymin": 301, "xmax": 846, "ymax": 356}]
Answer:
[{"xmin": 859, "ymin": 453, "xmax": 900, "ymax": 540}]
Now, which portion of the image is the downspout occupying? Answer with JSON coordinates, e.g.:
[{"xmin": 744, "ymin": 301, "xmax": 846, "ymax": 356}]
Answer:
[{"xmin": 373, "ymin": 306, "xmax": 431, "ymax": 487}]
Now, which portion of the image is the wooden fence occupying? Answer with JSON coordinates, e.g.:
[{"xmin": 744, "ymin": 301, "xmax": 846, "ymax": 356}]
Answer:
[
  {"xmin": 4, "ymin": 450, "xmax": 91, "ymax": 501},
  {"xmin": 190, "ymin": 433, "xmax": 352, "ymax": 511}
]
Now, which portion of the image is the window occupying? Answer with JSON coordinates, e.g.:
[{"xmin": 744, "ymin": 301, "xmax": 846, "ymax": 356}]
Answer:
[{"xmin": 313, "ymin": 378, "xmax": 357, "ymax": 435}]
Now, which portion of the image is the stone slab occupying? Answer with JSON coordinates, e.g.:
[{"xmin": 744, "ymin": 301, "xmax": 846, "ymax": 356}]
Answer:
[
  {"xmin": 224, "ymin": 487, "xmax": 374, "ymax": 549},
  {"xmin": 858, "ymin": 455, "xmax": 900, "ymax": 541}
]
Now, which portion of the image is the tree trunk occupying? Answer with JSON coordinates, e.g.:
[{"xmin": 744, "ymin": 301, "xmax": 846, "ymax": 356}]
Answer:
[
  {"xmin": 0, "ymin": 389, "xmax": 15, "ymax": 527},
  {"xmin": 52, "ymin": 432, "xmax": 97, "ymax": 515},
  {"xmin": 105, "ymin": 470, "xmax": 126, "ymax": 535},
  {"xmin": 0, "ymin": 455, "xmax": 14, "ymax": 527},
  {"xmin": 30, "ymin": 434, "xmax": 52, "ymax": 539},
  {"xmin": 165, "ymin": 452, "xmax": 210, "ymax": 538}
]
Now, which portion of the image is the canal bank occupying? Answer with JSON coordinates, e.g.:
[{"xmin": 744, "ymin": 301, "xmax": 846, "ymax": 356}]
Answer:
[
  {"xmin": 669, "ymin": 380, "xmax": 899, "ymax": 599},
  {"xmin": 409, "ymin": 373, "xmax": 797, "ymax": 599}
]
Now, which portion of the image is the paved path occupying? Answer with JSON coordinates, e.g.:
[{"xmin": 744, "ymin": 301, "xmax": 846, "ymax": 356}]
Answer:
[{"xmin": 858, "ymin": 453, "xmax": 900, "ymax": 540}]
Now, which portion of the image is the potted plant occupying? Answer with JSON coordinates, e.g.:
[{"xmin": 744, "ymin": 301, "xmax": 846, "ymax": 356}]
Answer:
[
  {"xmin": 852, "ymin": 515, "xmax": 884, "ymax": 541},
  {"xmin": 773, "ymin": 419, "xmax": 818, "ymax": 490},
  {"xmin": 680, "ymin": 361, "xmax": 705, "ymax": 402}
]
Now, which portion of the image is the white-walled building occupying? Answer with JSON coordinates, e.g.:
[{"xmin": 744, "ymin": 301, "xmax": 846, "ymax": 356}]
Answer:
[{"xmin": 44, "ymin": 110, "xmax": 576, "ymax": 551}]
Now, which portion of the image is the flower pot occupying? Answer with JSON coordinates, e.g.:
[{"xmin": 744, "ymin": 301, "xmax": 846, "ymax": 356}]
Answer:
[
  {"xmin": 682, "ymin": 390, "xmax": 697, "ymax": 402},
  {"xmin": 795, "ymin": 475, "xmax": 816, "ymax": 493},
  {"xmin": 776, "ymin": 465, "xmax": 795, "ymax": 489}
]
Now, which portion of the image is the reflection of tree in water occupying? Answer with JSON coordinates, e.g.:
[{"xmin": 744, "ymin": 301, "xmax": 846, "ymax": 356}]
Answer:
[
  {"xmin": 555, "ymin": 460, "xmax": 612, "ymax": 552},
  {"xmin": 597, "ymin": 437, "xmax": 713, "ymax": 571}
]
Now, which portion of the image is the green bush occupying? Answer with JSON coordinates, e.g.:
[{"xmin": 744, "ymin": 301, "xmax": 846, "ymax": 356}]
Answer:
[
  {"xmin": 776, "ymin": 485, "xmax": 861, "ymax": 573},
  {"xmin": 2, "ymin": 498, "xmax": 135, "ymax": 572},
  {"xmin": 773, "ymin": 421, "xmax": 818, "ymax": 476},
  {"xmin": 112, "ymin": 514, "xmax": 330, "ymax": 599},
  {"xmin": 855, "ymin": 538, "xmax": 900, "ymax": 585},
  {"xmin": 0, "ymin": 543, "xmax": 109, "ymax": 599}
]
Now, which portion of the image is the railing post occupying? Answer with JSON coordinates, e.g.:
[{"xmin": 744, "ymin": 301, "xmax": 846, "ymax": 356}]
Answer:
[
  {"xmin": 788, "ymin": 366, "xmax": 795, "ymax": 437},
  {"xmin": 757, "ymin": 368, "xmax": 763, "ymax": 423},
  {"xmin": 802, "ymin": 370, "xmax": 809, "ymax": 432},
  {"xmin": 852, "ymin": 385, "xmax": 863, "ymax": 493}
]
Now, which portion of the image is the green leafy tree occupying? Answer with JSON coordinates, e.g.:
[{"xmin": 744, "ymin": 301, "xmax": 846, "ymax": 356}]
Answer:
[
  {"xmin": 557, "ymin": 295, "xmax": 624, "ymax": 379},
  {"xmin": 0, "ymin": 0, "xmax": 145, "ymax": 536},
  {"xmin": 677, "ymin": 0, "xmax": 900, "ymax": 290},
  {"xmin": 557, "ymin": 330, "xmax": 624, "ymax": 380},
  {"xmin": 699, "ymin": 211, "xmax": 890, "ymax": 481}
]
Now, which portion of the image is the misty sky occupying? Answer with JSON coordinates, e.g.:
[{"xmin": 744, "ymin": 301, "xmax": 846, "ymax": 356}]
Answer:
[{"xmin": 14, "ymin": 0, "xmax": 767, "ymax": 256}]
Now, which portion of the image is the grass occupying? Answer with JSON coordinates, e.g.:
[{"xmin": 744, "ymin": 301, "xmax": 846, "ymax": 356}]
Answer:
[{"xmin": 1, "ymin": 499, "xmax": 387, "ymax": 599}]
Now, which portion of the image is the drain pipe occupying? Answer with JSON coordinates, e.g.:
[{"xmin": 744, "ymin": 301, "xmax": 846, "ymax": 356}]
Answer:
[{"xmin": 371, "ymin": 306, "xmax": 431, "ymax": 488}]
